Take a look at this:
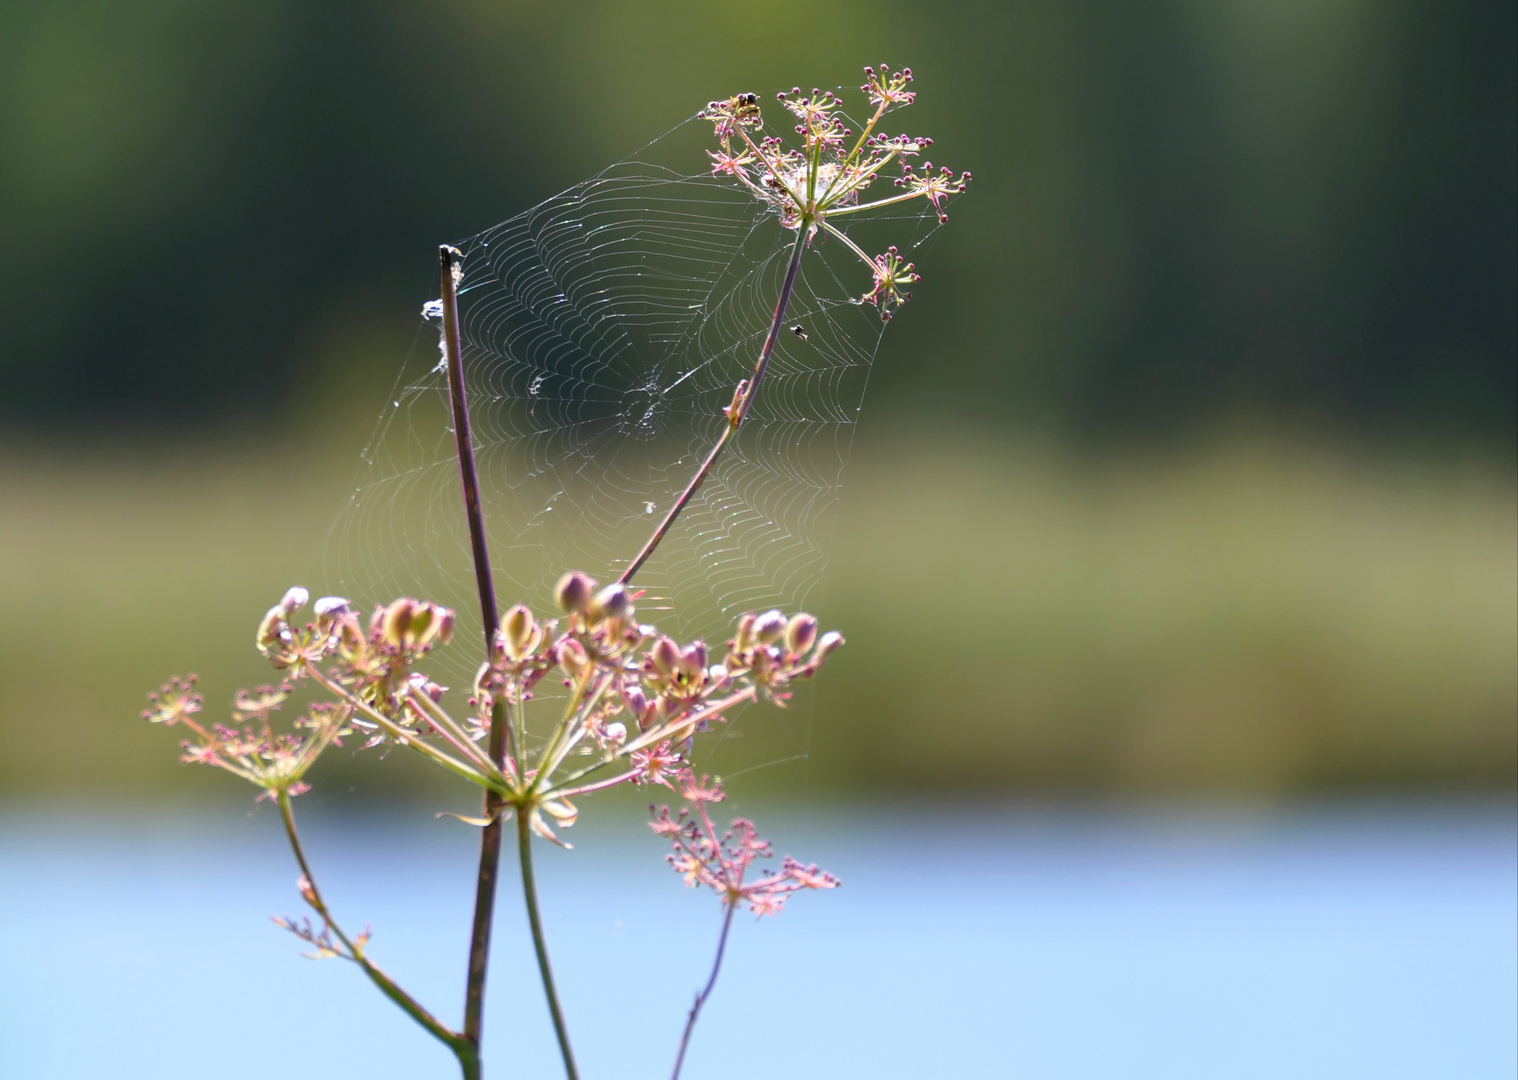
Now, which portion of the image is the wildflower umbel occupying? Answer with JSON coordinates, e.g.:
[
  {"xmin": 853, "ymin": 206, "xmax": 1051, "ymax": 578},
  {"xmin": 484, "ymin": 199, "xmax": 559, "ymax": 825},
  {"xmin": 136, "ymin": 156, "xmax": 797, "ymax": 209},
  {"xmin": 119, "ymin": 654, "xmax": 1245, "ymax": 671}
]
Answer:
[
  {"xmin": 145, "ymin": 577, "xmax": 843, "ymax": 1076},
  {"xmin": 700, "ymin": 63, "xmax": 970, "ymax": 320},
  {"xmin": 652, "ymin": 770, "xmax": 838, "ymax": 1078},
  {"xmin": 651, "ymin": 770, "xmax": 840, "ymax": 917}
]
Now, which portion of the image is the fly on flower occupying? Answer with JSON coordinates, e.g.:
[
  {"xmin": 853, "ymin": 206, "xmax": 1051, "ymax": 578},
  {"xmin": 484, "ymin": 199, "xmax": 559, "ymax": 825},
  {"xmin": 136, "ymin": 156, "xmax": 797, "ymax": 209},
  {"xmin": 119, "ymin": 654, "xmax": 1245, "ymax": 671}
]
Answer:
[{"xmin": 698, "ymin": 63, "xmax": 970, "ymax": 320}]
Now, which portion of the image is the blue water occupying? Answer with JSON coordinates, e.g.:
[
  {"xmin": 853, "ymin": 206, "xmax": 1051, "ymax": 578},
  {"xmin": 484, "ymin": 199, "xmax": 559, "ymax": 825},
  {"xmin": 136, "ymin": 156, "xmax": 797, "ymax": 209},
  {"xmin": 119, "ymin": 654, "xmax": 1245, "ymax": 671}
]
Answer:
[{"xmin": 1, "ymin": 801, "xmax": 1513, "ymax": 1079}]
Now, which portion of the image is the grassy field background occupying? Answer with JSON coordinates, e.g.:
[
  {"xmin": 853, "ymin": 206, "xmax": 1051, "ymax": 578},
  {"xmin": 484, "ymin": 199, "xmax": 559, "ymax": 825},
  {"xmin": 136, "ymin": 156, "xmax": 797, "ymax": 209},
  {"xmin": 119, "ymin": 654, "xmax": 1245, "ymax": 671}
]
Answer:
[{"xmin": 3, "ymin": 419, "xmax": 1511, "ymax": 800}]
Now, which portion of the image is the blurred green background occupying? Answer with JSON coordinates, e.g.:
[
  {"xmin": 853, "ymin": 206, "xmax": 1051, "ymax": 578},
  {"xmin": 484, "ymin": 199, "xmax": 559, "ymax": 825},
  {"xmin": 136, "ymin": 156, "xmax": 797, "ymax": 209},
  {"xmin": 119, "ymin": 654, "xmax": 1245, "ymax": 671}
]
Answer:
[{"xmin": 1, "ymin": 0, "xmax": 1513, "ymax": 798}]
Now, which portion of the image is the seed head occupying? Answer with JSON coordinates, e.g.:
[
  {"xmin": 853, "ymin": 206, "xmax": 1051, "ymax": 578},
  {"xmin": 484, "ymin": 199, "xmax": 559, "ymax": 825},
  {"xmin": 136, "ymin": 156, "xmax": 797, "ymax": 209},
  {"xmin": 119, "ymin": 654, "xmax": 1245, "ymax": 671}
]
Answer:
[{"xmin": 554, "ymin": 570, "xmax": 595, "ymax": 614}]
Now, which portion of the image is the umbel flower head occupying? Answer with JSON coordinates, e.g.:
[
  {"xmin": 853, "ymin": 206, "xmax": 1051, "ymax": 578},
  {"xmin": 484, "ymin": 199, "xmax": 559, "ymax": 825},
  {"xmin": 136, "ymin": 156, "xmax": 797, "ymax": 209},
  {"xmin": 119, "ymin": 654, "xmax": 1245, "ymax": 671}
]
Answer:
[
  {"xmin": 650, "ymin": 770, "xmax": 839, "ymax": 917},
  {"xmin": 146, "ymin": 578, "xmax": 844, "ymax": 837},
  {"xmin": 699, "ymin": 63, "xmax": 970, "ymax": 320}
]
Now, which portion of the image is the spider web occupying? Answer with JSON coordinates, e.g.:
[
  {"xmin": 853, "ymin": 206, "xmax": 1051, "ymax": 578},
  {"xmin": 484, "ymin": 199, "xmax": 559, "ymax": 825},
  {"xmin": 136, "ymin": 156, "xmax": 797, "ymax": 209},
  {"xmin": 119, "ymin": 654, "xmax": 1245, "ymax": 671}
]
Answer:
[{"xmin": 323, "ymin": 112, "xmax": 938, "ymax": 701}]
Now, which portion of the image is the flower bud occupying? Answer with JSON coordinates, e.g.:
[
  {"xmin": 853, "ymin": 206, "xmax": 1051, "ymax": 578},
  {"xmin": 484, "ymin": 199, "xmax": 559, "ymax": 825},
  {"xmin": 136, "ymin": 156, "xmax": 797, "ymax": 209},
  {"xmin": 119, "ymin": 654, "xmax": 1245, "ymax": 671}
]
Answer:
[
  {"xmin": 473, "ymin": 661, "xmax": 493, "ymax": 701},
  {"xmin": 280, "ymin": 586, "xmax": 310, "ymax": 617},
  {"xmin": 812, "ymin": 631, "xmax": 845, "ymax": 664},
  {"xmin": 502, "ymin": 603, "xmax": 539, "ymax": 660},
  {"xmin": 784, "ymin": 613, "xmax": 818, "ymax": 656},
  {"xmin": 409, "ymin": 672, "xmax": 446, "ymax": 703},
  {"xmin": 752, "ymin": 609, "xmax": 787, "ymax": 645},
  {"xmin": 313, "ymin": 596, "xmax": 351, "ymax": 627},
  {"xmin": 297, "ymin": 874, "xmax": 318, "ymax": 908},
  {"xmin": 588, "ymin": 583, "xmax": 631, "ymax": 623},
  {"xmin": 408, "ymin": 604, "xmax": 436, "ymax": 643},
  {"xmin": 257, "ymin": 606, "xmax": 286, "ymax": 653},
  {"xmin": 431, "ymin": 607, "xmax": 454, "ymax": 646},
  {"xmin": 556, "ymin": 637, "xmax": 589, "ymax": 675},
  {"xmin": 649, "ymin": 636, "xmax": 680, "ymax": 676},
  {"xmin": 733, "ymin": 612, "xmax": 757, "ymax": 651},
  {"xmin": 554, "ymin": 571, "xmax": 596, "ymax": 614},
  {"xmin": 679, "ymin": 642, "xmax": 708, "ymax": 677},
  {"xmin": 382, "ymin": 598, "xmax": 416, "ymax": 646},
  {"xmin": 604, "ymin": 721, "xmax": 627, "ymax": 746}
]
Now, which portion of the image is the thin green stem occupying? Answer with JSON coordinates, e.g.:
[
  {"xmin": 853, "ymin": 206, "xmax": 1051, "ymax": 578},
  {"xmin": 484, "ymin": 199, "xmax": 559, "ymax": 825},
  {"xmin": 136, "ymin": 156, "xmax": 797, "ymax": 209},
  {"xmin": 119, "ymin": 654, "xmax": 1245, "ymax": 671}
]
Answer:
[
  {"xmin": 517, "ymin": 808, "xmax": 580, "ymax": 1080},
  {"xmin": 301, "ymin": 663, "xmax": 502, "ymax": 792},
  {"xmin": 818, "ymin": 220, "xmax": 878, "ymax": 273},
  {"xmin": 821, "ymin": 187, "xmax": 924, "ymax": 218},
  {"xmin": 275, "ymin": 790, "xmax": 479, "ymax": 1077}
]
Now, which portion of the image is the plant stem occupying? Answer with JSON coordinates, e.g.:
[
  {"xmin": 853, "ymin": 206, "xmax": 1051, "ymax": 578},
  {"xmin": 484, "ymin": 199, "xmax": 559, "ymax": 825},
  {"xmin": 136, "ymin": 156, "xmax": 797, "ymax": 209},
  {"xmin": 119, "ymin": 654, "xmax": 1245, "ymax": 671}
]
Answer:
[
  {"xmin": 517, "ymin": 807, "xmax": 580, "ymax": 1079},
  {"xmin": 275, "ymin": 790, "xmax": 480, "ymax": 1078},
  {"xmin": 618, "ymin": 225, "xmax": 810, "ymax": 586},
  {"xmin": 439, "ymin": 243, "xmax": 512, "ymax": 1061},
  {"xmin": 670, "ymin": 900, "xmax": 738, "ymax": 1080}
]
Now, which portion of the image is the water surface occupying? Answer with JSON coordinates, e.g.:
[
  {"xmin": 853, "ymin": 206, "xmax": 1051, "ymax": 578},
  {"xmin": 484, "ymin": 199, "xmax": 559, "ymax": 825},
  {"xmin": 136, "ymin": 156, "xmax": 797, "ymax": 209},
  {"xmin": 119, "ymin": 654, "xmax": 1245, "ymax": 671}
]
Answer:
[{"xmin": 1, "ymin": 801, "xmax": 1512, "ymax": 1078}]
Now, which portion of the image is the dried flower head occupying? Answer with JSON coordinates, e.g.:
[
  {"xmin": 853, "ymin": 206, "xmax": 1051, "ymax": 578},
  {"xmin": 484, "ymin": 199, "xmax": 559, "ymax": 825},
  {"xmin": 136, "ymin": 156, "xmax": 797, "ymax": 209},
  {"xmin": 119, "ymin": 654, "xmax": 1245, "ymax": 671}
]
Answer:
[{"xmin": 699, "ymin": 63, "xmax": 969, "ymax": 320}]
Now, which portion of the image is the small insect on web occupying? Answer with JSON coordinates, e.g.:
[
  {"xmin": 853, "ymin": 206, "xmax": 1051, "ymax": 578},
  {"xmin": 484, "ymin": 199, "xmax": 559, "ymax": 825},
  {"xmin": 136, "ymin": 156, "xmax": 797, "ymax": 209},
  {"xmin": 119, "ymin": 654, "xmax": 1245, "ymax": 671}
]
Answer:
[{"xmin": 323, "ymin": 71, "xmax": 963, "ymax": 708}]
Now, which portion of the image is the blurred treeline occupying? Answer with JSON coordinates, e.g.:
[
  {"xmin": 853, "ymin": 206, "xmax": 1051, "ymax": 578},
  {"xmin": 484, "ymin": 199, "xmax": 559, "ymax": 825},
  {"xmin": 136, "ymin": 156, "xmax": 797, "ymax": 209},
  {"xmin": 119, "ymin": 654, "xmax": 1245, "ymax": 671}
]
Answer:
[
  {"xmin": 0, "ymin": 0, "xmax": 1514, "ymax": 798},
  {"xmin": 2, "ymin": 0, "xmax": 1512, "ymax": 439}
]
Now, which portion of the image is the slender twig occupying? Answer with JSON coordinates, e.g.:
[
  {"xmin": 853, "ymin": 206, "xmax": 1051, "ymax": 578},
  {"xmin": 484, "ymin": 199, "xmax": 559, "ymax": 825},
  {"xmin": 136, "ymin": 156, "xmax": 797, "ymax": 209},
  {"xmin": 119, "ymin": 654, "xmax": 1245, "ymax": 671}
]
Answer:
[
  {"xmin": 438, "ymin": 244, "xmax": 513, "ymax": 1058},
  {"xmin": 670, "ymin": 900, "xmax": 738, "ymax": 1080},
  {"xmin": 275, "ymin": 790, "xmax": 480, "ymax": 1078},
  {"xmin": 517, "ymin": 808, "xmax": 580, "ymax": 1079},
  {"xmin": 618, "ymin": 225, "xmax": 810, "ymax": 586}
]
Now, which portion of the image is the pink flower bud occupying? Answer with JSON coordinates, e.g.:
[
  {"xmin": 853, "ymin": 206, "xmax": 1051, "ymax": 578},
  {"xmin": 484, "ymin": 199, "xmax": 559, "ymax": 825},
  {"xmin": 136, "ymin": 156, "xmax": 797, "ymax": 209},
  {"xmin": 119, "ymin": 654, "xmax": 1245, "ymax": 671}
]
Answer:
[
  {"xmin": 588, "ymin": 583, "xmax": 631, "ymax": 623},
  {"xmin": 257, "ymin": 606, "xmax": 285, "ymax": 653},
  {"xmin": 473, "ymin": 661, "xmax": 493, "ymax": 701},
  {"xmin": 279, "ymin": 587, "xmax": 310, "ymax": 617},
  {"xmin": 679, "ymin": 642, "xmax": 708, "ymax": 676},
  {"xmin": 382, "ymin": 598, "xmax": 416, "ymax": 646},
  {"xmin": 649, "ymin": 636, "xmax": 680, "ymax": 676},
  {"xmin": 432, "ymin": 607, "xmax": 454, "ymax": 646},
  {"xmin": 313, "ymin": 596, "xmax": 350, "ymax": 627},
  {"xmin": 784, "ymin": 613, "xmax": 818, "ymax": 656},
  {"xmin": 556, "ymin": 637, "xmax": 588, "ymax": 675},
  {"xmin": 812, "ymin": 631, "xmax": 845, "ymax": 664},
  {"xmin": 752, "ymin": 609, "xmax": 786, "ymax": 645},
  {"xmin": 502, "ymin": 603, "xmax": 539, "ymax": 660},
  {"xmin": 554, "ymin": 570, "xmax": 596, "ymax": 614}
]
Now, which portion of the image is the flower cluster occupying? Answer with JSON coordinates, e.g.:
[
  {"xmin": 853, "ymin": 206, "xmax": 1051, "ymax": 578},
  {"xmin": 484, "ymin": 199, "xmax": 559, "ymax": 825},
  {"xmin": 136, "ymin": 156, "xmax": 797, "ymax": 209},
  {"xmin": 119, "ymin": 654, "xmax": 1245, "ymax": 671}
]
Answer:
[
  {"xmin": 650, "ymin": 770, "xmax": 839, "ymax": 917},
  {"xmin": 699, "ymin": 63, "xmax": 969, "ymax": 320},
  {"xmin": 146, "ymin": 576, "xmax": 843, "ymax": 844},
  {"xmin": 144, "ymin": 602, "xmax": 354, "ymax": 802}
]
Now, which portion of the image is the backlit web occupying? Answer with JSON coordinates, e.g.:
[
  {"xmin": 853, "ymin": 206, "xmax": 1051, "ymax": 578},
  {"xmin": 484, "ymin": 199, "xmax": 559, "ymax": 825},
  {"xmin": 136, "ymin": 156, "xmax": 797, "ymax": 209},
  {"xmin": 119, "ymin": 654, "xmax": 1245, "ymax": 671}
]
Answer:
[{"xmin": 323, "ymin": 112, "xmax": 938, "ymax": 695}]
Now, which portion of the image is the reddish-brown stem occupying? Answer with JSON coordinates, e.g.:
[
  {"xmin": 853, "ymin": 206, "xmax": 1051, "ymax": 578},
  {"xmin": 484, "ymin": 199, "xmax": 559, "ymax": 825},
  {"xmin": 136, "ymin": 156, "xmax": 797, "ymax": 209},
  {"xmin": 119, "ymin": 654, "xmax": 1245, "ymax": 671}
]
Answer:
[
  {"xmin": 670, "ymin": 898, "xmax": 738, "ymax": 1080},
  {"xmin": 439, "ymin": 244, "xmax": 511, "ymax": 1057},
  {"xmin": 618, "ymin": 225, "xmax": 809, "ymax": 586}
]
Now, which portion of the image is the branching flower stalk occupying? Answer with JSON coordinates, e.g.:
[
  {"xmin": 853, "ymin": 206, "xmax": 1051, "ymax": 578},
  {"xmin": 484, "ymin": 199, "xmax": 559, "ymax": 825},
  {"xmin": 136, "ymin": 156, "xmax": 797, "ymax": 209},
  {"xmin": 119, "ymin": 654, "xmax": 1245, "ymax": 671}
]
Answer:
[
  {"xmin": 620, "ymin": 63, "xmax": 969, "ymax": 586},
  {"xmin": 140, "ymin": 62, "xmax": 967, "ymax": 1080},
  {"xmin": 651, "ymin": 771, "xmax": 839, "ymax": 1078}
]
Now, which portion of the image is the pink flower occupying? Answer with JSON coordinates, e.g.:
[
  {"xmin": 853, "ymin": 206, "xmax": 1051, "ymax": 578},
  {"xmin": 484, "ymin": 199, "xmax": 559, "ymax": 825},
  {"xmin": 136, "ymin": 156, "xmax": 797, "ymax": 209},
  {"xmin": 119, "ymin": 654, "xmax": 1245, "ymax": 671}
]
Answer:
[{"xmin": 650, "ymin": 771, "xmax": 838, "ymax": 917}]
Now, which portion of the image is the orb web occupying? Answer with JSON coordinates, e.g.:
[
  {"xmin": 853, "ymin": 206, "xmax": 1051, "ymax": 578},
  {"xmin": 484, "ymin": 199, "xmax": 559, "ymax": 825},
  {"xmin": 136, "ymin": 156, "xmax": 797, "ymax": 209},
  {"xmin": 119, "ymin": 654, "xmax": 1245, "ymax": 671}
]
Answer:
[{"xmin": 323, "ymin": 112, "xmax": 940, "ymax": 695}]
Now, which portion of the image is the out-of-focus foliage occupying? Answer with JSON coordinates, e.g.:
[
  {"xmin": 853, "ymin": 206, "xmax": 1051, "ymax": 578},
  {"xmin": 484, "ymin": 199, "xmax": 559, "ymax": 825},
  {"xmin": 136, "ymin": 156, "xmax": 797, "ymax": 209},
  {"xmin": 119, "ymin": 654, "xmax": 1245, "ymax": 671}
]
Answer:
[
  {"xmin": 0, "ymin": 1, "xmax": 1512, "ymax": 799},
  {"xmin": 1, "ymin": 432, "xmax": 1512, "ymax": 797},
  {"xmin": 0, "ymin": 0, "xmax": 1512, "ymax": 440}
]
